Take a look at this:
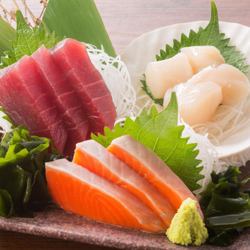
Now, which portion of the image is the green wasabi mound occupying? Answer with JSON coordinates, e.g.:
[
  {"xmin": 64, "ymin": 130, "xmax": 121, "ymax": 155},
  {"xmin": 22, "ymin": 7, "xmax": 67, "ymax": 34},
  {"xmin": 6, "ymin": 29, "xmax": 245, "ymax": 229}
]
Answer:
[{"xmin": 166, "ymin": 198, "xmax": 208, "ymax": 246}]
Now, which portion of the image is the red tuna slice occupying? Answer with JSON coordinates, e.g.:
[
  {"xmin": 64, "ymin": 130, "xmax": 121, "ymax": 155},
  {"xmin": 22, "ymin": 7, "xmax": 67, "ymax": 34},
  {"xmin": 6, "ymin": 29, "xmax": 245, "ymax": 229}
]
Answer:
[
  {"xmin": 0, "ymin": 56, "xmax": 67, "ymax": 153},
  {"xmin": 79, "ymin": 80, "xmax": 116, "ymax": 115},
  {"xmin": 46, "ymin": 159, "xmax": 164, "ymax": 233},
  {"xmin": 32, "ymin": 47, "xmax": 89, "ymax": 156},
  {"xmin": 0, "ymin": 66, "xmax": 50, "ymax": 131},
  {"xmin": 108, "ymin": 135, "xmax": 199, "ymax": 211},
  {"xmin": 53, "ymin": 39, "xmax": 97, "ymax": 74},
  {"xmin": 16, "ymin": 57, "xmax": 63, "ymax": 127},
  {"xmin": 53, "ymin": 39, "xmax": 116, "ymax": 133},
  {"xmin": 73, "ymin": 140, "xmax": 176, "ymax": 227}
]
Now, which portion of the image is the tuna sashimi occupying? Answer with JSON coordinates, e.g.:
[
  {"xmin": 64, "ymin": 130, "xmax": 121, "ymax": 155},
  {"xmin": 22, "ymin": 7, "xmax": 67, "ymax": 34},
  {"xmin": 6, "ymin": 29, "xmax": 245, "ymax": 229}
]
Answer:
[
  {"xmin": 0, "ymin": 56, "xmax": 67, "ymax": 153},
  {"xmin": 0, "ymin": 38, "xmax": 117, "ymax": 156},
  {"xmin": 32, "ymin": 47, "xmax": 89, "ymax": 156},
  {"xmin": 108, "ymin": 135, "xmax": 198, "ymax": 211},
  {"xmin": 53, "ymin": 39, "xmax": 116, "ymax": 133},
  {"xmin": 46, "ymin": 159, "xmax": 164, "ymax": 232},
  {"xmin": 73, "ymin": 140, "xmax": 175, "ymax": 227}
]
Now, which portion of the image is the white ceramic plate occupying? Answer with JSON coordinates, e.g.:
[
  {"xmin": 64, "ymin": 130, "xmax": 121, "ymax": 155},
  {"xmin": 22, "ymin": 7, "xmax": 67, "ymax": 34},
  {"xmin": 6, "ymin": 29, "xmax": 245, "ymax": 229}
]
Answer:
[{"xmin": 121, "ymin": 21, "xmax": 250, "ymax": 165}]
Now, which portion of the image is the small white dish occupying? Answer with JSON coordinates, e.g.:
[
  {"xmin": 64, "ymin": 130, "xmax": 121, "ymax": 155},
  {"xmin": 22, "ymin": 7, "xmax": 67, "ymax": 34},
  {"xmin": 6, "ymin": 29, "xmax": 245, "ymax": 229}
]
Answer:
[{"xmin": 121, "ymin": 21, "xmax": 250, "ymax": 166}]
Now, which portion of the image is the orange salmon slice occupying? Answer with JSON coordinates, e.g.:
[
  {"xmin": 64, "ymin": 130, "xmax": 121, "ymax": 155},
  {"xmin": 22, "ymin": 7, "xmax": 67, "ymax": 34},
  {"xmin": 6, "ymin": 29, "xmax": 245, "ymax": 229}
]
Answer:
[
  {"xmin": 73, "ymin": 140, "xmax": 175, "ymax": 227},
  {"xmin": 46, "ymin": 159, "xmax": 164, "ymax": 232},
  {"xmin": 108, "ymin": 135, "xmax": 198, "ymax": 211}
]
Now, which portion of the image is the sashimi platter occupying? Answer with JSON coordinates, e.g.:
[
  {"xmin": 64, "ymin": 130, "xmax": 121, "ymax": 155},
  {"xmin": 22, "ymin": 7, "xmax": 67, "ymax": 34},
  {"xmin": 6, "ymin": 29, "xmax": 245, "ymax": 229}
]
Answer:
[{"xmin": 0, "ymin": 0, "xmax": 250, "ymax": 249}]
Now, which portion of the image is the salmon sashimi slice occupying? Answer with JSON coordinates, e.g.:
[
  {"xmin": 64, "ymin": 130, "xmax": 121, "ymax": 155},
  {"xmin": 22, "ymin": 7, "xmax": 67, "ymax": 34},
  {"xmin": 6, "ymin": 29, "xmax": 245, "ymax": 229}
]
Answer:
[
  {"xmin": 108, "ymin": 135, "xmax": 198, "ymax": 211},
  {"xmin": 73, "ymin": 140, "xmax": 175, "ymax": 227},
  {"xmin": 46, "ymin": 159, "xmax": 164, "ymax": 233}
]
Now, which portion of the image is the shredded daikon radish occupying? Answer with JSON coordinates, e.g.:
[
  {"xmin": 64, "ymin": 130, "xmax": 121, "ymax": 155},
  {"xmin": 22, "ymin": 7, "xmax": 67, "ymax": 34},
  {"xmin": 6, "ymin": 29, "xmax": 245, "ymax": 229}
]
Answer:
[
  {"xmin": 181, "ymin": 123, "xmax": 223, "ymax": 195},
  {"xmin": 86, "ymin": 44, "xmax": 137, "ymax": 120},
  {"xmin": 193, "ymin": 97, "xmax": 250, "ymax": 145}
]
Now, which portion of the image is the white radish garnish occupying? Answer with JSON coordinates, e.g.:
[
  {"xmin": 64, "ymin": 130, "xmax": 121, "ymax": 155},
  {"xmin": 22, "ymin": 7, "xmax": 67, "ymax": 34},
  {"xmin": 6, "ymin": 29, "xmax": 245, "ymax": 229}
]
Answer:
[
  {"xmin": 188, "ymin": 64, "xmax": 250, "ymax": 105},
  {"xmin": 145, "ymin": 53, "xmax": 193, "ymax": 98},
  {"xmin": 86, "ymin": 44, "xmax": 137, "ymax": 120},
  {"xmin": 181, "ymin": 46, "xmax": 224, "ymax": 73}
]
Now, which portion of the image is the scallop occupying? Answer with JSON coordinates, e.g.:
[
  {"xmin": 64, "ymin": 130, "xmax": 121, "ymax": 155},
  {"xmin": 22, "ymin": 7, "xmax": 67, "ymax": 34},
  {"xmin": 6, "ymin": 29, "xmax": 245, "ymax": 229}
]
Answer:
[
  {"xmin": 181, "ymin": 46, "xmax": 225, "ymax": 73},
  {"xmin": 172, "ymin": 81, "xmax": 223, "ymax": 126},
  {"xmin": 189, "ymin": 64, "xmax": 250, "ymax": 105},
  {"xmin": 145, "ymin": 53, "xmax": 193, "ymax": 98}
]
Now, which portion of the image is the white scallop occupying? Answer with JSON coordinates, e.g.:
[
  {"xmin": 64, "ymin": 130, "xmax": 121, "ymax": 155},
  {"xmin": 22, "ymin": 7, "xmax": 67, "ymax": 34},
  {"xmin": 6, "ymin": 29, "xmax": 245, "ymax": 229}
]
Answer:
[
  {"xmin": 181, "ymin": 46, "xmax": 225, "ymax": 73},
  {"xmin": 179, "ymin": 81, "xmax": 223, "ymax": 126},
  {"xmin": 189, "ymin": 64, "xmax": 250, "ymax": 105},
  {"xmin": 145, "ymin": 53, "xmax": 193, "ymax": 98}
]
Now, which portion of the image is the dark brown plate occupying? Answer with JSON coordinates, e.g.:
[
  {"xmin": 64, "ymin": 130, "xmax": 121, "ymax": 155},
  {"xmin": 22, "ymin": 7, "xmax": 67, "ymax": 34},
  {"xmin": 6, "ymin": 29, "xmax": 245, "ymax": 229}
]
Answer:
[
  {"xmin": 1, "ymin": 168, "xmax": 250, "ymax": 249},
  {"xmin": 0, "ymin": 207, "xmax": 249, "ymax": 250}
]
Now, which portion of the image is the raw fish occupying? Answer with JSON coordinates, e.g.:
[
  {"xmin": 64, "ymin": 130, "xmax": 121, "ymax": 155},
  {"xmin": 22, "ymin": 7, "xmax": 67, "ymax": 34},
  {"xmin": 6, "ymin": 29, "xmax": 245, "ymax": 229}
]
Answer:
[
  {"xmin": 73, "ymin": 140, "xmax": 176, "ymax": 227},
  {"xmin": 108, "ymin": 135, "xmax": 199, "ymax": 211},
  {"xmin": 0, "ymin": 56, "xmax": 67, "ymax": 153},
  {"xmin": 46, "ymin": 159, "xmax": 164, "ymax": 232},
  {"xmin": 145, "ymin": 53, "xmax": 193, "ymax": 98},
  {"xmin": 53, "ymin": 39, "xmax": 116, "ymax": 133},
  {"xmin": 181, "ymin": 46, "xmax": 224, "ymax": 73},
  {"xmin": 33, "ymin": 47, "xmax": 89, "ymax": 156},
  {"xmin": 188, "ymin": 64, "xmax": 250, "ymax": 105},
  {"xmin": 0, "ymin": 39, "xmax": 117, "ymax": 156}
]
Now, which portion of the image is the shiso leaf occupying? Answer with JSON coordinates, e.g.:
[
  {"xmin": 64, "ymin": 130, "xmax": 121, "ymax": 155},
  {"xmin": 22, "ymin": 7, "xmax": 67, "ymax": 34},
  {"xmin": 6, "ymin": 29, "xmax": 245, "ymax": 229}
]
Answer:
[
  {"xmin": 42, "ymin": 0, "xmax": 116, "ymax": 57},
  {"xmin": 92, "ymin": 93, "xmax": 203, "ymax": 191},
  {"xmin": 156, "ymin": 1, "xmax": 248, "ymax": 72},
  {"xmin": 141, "ymin": 78, "xmax": 164, "ymax": 106},
  {"xmin": 143, "ymin": 0, "xmax": 249, "ymax": 105},
  {"xmin": 0, "ymin": 11, "xmax": 59, "ymax": 68}
]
